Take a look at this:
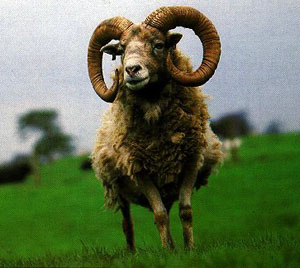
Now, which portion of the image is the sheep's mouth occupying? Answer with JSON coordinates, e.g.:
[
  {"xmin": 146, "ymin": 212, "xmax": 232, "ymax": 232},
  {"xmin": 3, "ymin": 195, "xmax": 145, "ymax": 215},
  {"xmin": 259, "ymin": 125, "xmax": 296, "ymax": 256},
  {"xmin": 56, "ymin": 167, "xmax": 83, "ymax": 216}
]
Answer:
[
  {"xmin": 126, "ymin": 77, "xmax": 150, "ymax": 90},
  {"xmin": 128, "ymin": 78, "xmax": 145, "ymax": 85}
]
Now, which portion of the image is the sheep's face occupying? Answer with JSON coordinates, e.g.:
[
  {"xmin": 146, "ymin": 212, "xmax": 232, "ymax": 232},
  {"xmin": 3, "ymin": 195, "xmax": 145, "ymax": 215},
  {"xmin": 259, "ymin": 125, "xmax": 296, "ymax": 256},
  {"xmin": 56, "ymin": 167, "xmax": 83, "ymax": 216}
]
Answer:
[{"xmin": 102, "ymin": 25, "xmax": 182, "ymax": 91}]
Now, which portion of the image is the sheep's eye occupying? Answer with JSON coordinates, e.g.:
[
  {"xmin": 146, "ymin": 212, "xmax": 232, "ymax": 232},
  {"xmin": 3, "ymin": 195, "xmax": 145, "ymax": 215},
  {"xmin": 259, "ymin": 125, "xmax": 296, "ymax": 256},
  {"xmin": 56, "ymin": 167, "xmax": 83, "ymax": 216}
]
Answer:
[{"xmin": 154, "ymin": 43, "xmax": 164, "ymax": 50}]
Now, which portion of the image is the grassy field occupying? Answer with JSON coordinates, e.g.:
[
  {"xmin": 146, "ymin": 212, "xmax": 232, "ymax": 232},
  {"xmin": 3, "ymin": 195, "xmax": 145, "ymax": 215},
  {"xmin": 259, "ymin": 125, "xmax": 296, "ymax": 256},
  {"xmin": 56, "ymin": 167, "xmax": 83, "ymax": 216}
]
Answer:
[{"xmin": 0, "ymin": 133, "xmax": 299, "ymax": 267}]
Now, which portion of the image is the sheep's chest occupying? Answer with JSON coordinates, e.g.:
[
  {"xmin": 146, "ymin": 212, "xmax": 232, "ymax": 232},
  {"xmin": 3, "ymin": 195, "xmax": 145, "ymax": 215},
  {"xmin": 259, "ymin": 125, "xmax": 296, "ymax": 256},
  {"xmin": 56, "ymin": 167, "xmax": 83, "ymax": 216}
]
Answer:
[
  {"xmin": 114, "ymin": 115, "xmax": 204, "ymax": 209},
  {"xmin": 118, "ymin": 106, "xmax": 205, "ymax": 187}
]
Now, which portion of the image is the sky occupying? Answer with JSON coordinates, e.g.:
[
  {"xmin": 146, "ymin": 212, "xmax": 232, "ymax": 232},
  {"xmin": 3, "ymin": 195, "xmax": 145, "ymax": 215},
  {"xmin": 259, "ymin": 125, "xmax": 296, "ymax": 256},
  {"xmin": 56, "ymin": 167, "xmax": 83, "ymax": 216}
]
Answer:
[{"xmin": 1, "ymin": 0, "xmax": 299, "ymax": 162}]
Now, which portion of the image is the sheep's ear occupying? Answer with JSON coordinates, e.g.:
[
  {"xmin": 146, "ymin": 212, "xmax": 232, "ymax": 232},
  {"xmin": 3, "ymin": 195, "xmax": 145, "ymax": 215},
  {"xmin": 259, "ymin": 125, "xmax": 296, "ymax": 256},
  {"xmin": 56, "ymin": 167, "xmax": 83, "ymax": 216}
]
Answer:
[
  {"xmin": 100, "ymin": 43, "xmax": 123, "ymax": 60},
  {"xmin": 167, "ymin": 33, "xmax": 183, "ymax": 48}
]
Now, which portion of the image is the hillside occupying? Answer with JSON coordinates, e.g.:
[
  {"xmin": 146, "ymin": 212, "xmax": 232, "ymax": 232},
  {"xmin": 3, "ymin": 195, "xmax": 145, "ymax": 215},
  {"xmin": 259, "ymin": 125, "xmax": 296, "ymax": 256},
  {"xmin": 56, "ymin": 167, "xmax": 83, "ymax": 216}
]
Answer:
[{"xmin": 0, "ymin": 133, "xmax": 299, "ymax": 267}]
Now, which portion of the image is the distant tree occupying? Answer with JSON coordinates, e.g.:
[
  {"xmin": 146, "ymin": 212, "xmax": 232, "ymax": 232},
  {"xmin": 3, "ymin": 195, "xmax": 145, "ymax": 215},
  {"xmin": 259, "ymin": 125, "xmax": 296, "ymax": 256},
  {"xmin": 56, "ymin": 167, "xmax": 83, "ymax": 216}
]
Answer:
[
  {"xmin": 19, "ymin": 110, "xmax": 59, "ymax": 138},
  {"xmin": 18, "ymin": 109, "xmax": 74, "ymax": 185},
  {"xmin": 264, "ymin": 120, "xmax": 282, "ymax": 134},
  {"xmin": 211, "ymin": 111, "xmax": 253, "ymax": 139},
  {"xmin": 34, "ymin": 132, "xmax": 74, "ymax": 162}
]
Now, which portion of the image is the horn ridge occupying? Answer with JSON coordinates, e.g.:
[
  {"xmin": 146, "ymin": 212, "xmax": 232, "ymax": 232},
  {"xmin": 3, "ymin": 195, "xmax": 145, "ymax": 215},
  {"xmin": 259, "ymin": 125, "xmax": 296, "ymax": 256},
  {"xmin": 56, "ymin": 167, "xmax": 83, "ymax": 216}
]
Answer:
[
  {"xmin": 88, "ymin": 17, "xmax": 133, "ymax": 102},
  {"xmin": 144, "ymin": 6, "xmax": 221, "ymax": 87}
]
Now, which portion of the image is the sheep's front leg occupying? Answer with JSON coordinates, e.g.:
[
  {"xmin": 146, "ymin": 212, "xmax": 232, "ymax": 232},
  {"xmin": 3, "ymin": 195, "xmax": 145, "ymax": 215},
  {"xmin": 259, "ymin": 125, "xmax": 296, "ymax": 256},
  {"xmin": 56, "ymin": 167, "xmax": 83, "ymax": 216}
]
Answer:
[
  {"xmin": 120, "ymin": 198, "xmax": 135, "ymax": 251},
  {"xmin": 179, "ymin": 159, "xmax": 199, "ymax": 250},
  {"xmin": 140, "ymin": 178, "xmax": 174, "ymax": 249}
]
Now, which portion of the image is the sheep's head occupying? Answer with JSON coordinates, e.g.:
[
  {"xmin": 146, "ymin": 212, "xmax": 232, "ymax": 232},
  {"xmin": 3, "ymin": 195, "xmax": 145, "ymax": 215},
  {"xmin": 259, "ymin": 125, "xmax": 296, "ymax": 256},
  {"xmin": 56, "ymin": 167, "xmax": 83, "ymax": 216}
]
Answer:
[
  {"xmin": 88, "ymin": 6, "xmax": 221, "ymax": 102},
  {"xmin": 102, "ymin": 25, "xmax": 182, "ymax": 92}
]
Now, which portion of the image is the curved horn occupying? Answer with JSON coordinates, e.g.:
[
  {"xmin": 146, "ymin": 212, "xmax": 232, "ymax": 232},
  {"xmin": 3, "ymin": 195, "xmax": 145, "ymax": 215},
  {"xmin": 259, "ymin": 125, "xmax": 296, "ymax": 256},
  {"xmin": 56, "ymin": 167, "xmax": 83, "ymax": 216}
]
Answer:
[
  {"xmin": 144, "ymin": 6, "xmax": 221, "ymax": 86},
  {"xmin": 88, "ymin": 17, "xmax": 133, "ymax": 102}
]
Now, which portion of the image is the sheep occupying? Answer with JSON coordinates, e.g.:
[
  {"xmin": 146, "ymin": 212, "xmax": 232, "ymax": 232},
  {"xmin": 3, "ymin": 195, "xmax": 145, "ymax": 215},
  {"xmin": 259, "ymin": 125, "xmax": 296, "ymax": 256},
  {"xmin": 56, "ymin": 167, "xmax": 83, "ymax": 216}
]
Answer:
[
  {"xmin": 87, "ymin": 6, "xmax": 223, "ymax": 250},
  {"xmin": 222, "ymin": 138, "xmax": 242, "ymax": 162}
]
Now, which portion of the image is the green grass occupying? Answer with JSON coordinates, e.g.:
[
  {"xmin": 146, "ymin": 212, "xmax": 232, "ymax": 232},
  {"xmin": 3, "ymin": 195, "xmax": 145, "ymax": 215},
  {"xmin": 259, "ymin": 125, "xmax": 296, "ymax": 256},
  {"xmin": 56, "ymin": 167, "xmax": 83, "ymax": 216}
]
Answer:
[{"xmin": 0, "ymin": 133, "xmax": 300, "ymax": 267}]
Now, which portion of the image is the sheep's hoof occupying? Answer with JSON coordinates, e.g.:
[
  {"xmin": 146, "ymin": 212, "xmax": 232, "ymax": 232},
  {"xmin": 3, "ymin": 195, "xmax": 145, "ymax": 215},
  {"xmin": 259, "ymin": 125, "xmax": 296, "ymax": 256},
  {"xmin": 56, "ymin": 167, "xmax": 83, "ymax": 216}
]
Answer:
[{"xmin": 184, "ymin": 244, "xmax": 195, "ymax": 251}]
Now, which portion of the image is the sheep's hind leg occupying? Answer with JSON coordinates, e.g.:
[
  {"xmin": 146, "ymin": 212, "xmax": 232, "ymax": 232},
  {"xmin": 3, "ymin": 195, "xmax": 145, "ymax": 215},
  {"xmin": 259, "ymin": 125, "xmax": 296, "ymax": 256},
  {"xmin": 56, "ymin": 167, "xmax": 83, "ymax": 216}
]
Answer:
[
  {"xmin": 141, "ymin": 178, "xmax": 174, "ymax": 249},
  {"xmin": 166, "ymin": 205, "xmax": 176, "ymax": 249},
  {"xmin": 179, "ymin": 160, "xmax": 199, "ymax": 250},
  {"xmin": 120, "ymin": 198, "xmax": 135, "ymax": 251}
]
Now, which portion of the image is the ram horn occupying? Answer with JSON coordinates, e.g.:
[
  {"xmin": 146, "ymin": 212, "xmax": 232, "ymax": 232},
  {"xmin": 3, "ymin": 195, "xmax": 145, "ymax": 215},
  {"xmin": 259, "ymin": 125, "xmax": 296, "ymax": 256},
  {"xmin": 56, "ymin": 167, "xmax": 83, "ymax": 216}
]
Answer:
[
  {"xmin": 144, "ymin": 6, "xmax": 221, "ymax": 87},
  {"xmin": 88, "ymin": 17, "xmax": 133, "ymax": 102}
]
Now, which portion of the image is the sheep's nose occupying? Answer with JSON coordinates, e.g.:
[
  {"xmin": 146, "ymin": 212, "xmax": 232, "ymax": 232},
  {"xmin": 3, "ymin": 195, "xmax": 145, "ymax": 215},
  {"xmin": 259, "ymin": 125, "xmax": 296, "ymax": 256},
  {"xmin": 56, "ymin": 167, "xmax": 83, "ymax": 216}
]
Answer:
[{"xmin": 125, "ymin": 64, "xmax": 142, "ymax": 76}]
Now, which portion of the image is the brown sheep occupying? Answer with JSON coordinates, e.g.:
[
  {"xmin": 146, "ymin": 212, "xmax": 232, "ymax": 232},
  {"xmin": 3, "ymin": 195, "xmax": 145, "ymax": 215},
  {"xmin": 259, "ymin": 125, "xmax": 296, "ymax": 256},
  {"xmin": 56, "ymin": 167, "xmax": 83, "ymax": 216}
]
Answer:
[{"xmin": 88, "ymin": 6, "xmax": 223, "ymax": 250}]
